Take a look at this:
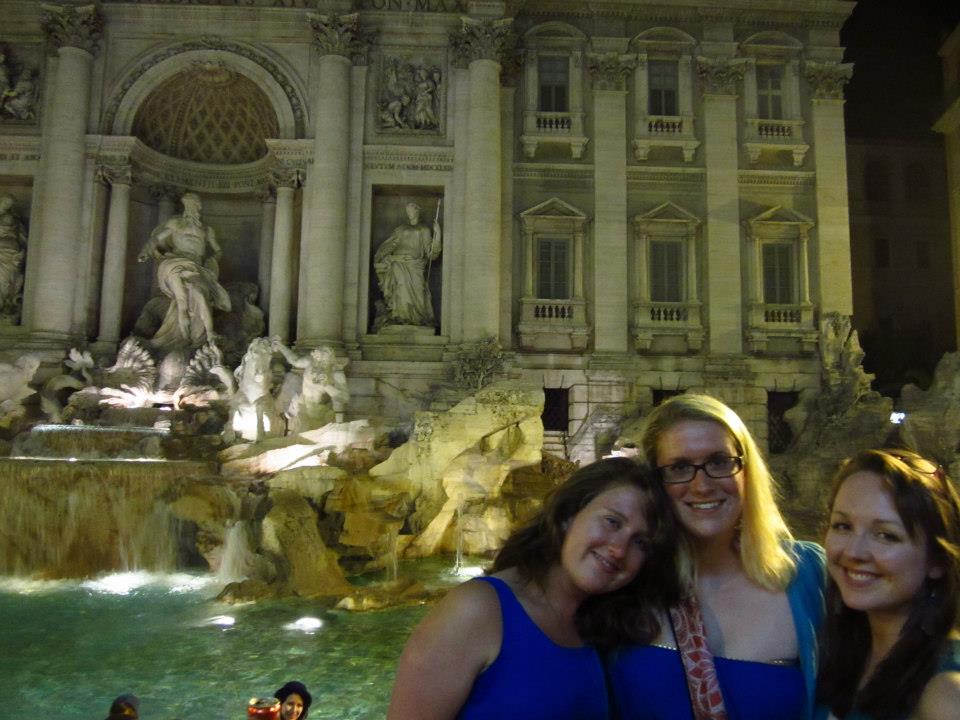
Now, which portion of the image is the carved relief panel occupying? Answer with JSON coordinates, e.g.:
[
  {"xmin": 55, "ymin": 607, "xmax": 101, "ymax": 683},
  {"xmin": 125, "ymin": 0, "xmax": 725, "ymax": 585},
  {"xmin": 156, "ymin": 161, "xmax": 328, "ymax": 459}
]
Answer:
[
  {"xmin": 0, "ymin": 43, "xmax": 42, "ymax": 126},
  {"xmin": 375, "ymin": 53, "xmax": 445, "ymax": 135}
]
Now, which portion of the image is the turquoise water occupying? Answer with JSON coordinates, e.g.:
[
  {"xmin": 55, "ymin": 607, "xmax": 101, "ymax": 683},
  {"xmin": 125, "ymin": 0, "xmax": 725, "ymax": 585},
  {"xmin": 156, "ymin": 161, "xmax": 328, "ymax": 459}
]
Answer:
[{"xmin": 0, "ymin": 562, "xmax": 479, "ymax": 719}]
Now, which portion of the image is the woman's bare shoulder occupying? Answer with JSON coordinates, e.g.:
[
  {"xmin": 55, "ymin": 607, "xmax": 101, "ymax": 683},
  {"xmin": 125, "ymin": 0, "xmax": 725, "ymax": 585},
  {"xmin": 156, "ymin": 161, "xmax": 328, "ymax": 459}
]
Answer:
[{"xmin": 914, "ymin": 670, "xmax": 960, "ymax": 720}]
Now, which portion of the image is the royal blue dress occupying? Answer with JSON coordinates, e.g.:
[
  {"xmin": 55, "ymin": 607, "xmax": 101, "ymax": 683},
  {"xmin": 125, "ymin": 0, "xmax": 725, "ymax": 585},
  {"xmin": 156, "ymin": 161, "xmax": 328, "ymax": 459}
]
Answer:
[
  {"xmin": 458, "ymin": 575, "xmax": 611, "ymax": 720},
  {"xmin": 608, "ymin": 541, "xmax": 825, "ymax": 720}
]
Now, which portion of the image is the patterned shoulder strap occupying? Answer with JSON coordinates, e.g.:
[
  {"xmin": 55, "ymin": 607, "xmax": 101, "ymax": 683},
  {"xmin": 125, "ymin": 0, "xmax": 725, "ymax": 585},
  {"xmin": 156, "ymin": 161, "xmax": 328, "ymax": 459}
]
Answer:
[{"xmin": 668, "ymin": 595, "xmax": 728, "ymax": 720}]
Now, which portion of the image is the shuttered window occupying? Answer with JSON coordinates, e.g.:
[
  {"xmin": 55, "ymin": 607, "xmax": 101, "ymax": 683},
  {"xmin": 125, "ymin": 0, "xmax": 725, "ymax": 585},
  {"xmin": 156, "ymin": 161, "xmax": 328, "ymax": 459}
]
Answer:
[
  {"xmin": 757, "ymin": 65, "xmax": 783, "ymax": 120},
  {"xmin": 650, "ymin": 240, "xmax": 683, "ymax": 302},
  {"xmin": 536, "ymin": 237, "xmax": 570, "ymax": 299},
  {"xmin": 762, "ymin": 243, "xmax": 795, "ymax": 304},
  {"xmin": 648, "ymin": 60, "xmax": 679, "ymax": 116},
  {"xmin": 538, "ymin": 56, "xmax": 569, "ymax": 112}
]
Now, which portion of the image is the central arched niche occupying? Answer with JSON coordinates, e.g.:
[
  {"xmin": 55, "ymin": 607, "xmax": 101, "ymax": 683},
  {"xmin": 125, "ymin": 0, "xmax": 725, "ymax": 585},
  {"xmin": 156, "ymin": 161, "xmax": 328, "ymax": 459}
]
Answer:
[{"xmin": 131, "ymin": 61, "xmax": 279, "ymax": 164}]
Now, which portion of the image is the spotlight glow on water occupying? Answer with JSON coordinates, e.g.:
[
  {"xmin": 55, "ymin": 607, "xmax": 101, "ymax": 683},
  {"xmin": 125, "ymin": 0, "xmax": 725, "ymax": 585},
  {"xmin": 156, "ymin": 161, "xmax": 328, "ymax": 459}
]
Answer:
[
  {"xmin": 206, "ymin": 615, "xmax": 236, "ymax": 627},
  {"xmin": 284, "ymin": 616, "xmax": 323, "ymax": 633},
  {"xmin": 450, "ymin": 565, "xmax": 485, "ymax": 578},
  {"xmin": 890, "ymin": 411, "xmax": 906, "ymax": 424},
  {"xmin": 81, "ymin": 571, "xmax": 154, "ymax": 595}
]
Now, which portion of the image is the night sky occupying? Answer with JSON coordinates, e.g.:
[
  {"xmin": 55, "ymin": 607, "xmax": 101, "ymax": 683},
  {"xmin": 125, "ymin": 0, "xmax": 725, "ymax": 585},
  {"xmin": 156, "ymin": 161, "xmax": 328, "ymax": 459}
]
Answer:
[{"xmin": 841, "ymin": 0, "xmax": 960, "ymax": 139}]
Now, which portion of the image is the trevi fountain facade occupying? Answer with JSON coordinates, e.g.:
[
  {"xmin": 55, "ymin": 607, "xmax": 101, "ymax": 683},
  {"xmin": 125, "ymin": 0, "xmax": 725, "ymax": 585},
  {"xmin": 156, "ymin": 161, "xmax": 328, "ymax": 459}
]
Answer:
[{"xmin": 4, "ymin": 0, "xmax": 960, "ymax": 696}]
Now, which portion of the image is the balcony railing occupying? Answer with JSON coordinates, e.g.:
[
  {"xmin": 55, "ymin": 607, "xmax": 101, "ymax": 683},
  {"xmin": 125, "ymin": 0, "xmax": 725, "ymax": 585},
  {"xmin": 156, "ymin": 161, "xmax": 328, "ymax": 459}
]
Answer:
[
  {"xmin": 631, "ymin": 300, "xmax": 703, "ymax": 351},
  {"xmin": 517, "ymin": 297, "xmax": 590, "ymax": 351},
  {"xmin": 744, "ymin": 117, "xmax": 808, "ymax": 166},
  {"xmin": 746, "ymin": 301, "xmax": 817, "ymax": 353},
  {"xmin": 633, "ymin": 114, "xmax": 698, "ymax": 162},
  {"xmin": 521, "ymin": 111, "xmax": 588, "ymax": 160}
]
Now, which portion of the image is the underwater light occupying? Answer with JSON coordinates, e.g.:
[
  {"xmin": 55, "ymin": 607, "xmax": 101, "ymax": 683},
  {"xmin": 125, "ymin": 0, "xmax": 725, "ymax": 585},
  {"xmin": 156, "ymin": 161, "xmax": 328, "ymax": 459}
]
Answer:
[
  {"xmin": 451, "ymin": 565, "xmax": 485, "ymax": 578},
  {"xmin": 889, "ymin": 411, "xmax": 906, "ymax": 424},
  {"xmin": 207, "ymin": 615, "xmax": 236, "ymax": 627},
  {"xmin": 284, "ymin": 616, "xmax": 323, "ymax": 633}
]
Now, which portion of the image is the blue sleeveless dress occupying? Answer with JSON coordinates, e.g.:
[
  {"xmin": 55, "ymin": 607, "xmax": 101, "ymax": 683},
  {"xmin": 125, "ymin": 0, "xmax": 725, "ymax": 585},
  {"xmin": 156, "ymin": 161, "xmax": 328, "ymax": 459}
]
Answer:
[
  {"xmin": 458, "ymin": 576, "xmax": 611, "ymax": 720},
  {"xmin": 608, "ymin": 541, "xmax": 825, "ymax": 720}
]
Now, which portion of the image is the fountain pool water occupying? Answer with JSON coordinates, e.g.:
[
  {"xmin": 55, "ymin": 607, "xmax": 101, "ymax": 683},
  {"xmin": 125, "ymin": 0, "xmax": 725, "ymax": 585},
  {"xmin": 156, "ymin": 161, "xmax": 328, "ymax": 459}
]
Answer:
[{"xmin": 0, "ymin": 559, "xmax": 482, "ymax": 720}]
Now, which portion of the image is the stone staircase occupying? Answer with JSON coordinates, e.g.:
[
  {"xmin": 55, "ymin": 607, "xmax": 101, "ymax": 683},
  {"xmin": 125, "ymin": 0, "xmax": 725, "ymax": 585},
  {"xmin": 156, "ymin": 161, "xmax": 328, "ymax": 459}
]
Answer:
[{"xmin": 542, "ymin": 429, "xmax": 568, "ymax": 459}]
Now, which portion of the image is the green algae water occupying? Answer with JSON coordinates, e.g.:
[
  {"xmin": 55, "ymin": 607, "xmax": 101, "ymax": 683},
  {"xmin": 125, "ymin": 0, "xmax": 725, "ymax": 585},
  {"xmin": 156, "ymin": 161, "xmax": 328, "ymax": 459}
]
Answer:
[{"xmin": 0, "ymin": 562, "xmax": 479, "ymax": 720}]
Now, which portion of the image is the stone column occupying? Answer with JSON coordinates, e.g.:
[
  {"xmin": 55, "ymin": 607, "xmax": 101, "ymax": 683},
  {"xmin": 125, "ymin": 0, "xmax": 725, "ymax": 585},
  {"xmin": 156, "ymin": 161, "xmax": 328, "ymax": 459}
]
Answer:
[
  {"xmin": 96, "ymin": 164, "xmax": 133, "ymax": 344},
  {"xmin": 257, "ymin": 188, "xmax": 277, "ymax": 316},
  {"xmin": 698, "ymin": 57, "xmax": 746, "ymax": 354},
  {"xmin": 806, "ymin": 61, "xmax": 854, "ymax": 315},
  {"xmin": 152, "ymin": 186, "xmax": 178, "ymax": 224},
  {"xmin": 26, "ymin": 4, "xmax": 102, "ymax": 339},
  {"xmin": 451, "ymin": 18, "xmax": 515, "ymax": 341},
  {"xmin": 269, "ymin": 166, "xmax": 301, "ymax": 342},
  {"xmin": 588, "ymin": 53, "xmax": 635, "ymax": 354},
  {"xmin": 300, "ymin": 13, "xmax": 372, "ymax": 346}
]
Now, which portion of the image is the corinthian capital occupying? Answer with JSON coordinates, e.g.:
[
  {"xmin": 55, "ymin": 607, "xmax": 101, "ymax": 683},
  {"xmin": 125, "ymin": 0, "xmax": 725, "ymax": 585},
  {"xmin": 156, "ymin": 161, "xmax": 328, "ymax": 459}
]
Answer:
[
  {"xmin": 449, "ymin": 17, "xmax": 516, "ymax": 69},
  {"xmin": 96, "ymin": 163, "xmax": 134, "ymax": 187},
  {"xmin": 269, "ymin": 164, "xmax": 303, "ymax": 190},
  {"xmin": 587, "ymin": 53, "xmax": 637, "ymax": 91},
  {"xmin": 804, "ymin": 61, "xmax": 853, "ymax": 100},
  {"xmin": 308, "ymin": 13, "xmax": 376, "ymax": 64},
  {"xmin": 41, "ymin": 3, "xmax": 103, "ymax": 55},
  {"xmin": 697, "ymin": 57, "xmax": 746, "ymax": 96}
]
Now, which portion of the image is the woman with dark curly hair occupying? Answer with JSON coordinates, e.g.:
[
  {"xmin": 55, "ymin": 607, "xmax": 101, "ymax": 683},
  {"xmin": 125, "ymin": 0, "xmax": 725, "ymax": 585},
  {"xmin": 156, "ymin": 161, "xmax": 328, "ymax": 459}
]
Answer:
[
  {"xmin": 387, "ymin": 457, "xmax": 680, "ymax": 720},
  {"xmin": 274, "ymin": 681, "xmax": 311, "ymax": 720},
  {"xmin": 816, "ymin": 449, "xmax": 960, "ymax": 720}
]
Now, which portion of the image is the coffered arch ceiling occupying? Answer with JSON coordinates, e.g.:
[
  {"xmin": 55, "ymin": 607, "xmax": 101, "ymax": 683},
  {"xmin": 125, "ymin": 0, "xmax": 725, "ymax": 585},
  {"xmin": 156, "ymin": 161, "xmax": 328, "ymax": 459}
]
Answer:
[{"xmin": 131, "ymin": 61, "xmax": 279, "ymax": 165}]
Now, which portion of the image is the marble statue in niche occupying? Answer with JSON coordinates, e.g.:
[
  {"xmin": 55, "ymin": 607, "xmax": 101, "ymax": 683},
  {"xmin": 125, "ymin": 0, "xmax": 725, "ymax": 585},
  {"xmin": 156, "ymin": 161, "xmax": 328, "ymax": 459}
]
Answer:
[
  {"xmin": 0, "ymin": 45, "xmax": 39, "ymax": 123},
  {"xmin": 137, "ymin": 192, "xmax": 232, "ymax": 351},
  {"xmin": 0, "ymin": 194, "xmax": 27, "ymax": 323},
  {"xmin": 373, "ymin": 200, "xmax": 442, "ymax": 331},
  {"xmin": 377, "ymin": 57, "xmax": 442, "ymax": 132}
]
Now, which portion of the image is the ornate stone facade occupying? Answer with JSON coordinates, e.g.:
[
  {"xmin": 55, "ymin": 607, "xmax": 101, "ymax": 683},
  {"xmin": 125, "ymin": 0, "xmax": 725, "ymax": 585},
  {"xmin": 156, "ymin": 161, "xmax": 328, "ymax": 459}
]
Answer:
[{"xmin": 0, "ymin": 0, "xmax": 858, "ymax": 457}]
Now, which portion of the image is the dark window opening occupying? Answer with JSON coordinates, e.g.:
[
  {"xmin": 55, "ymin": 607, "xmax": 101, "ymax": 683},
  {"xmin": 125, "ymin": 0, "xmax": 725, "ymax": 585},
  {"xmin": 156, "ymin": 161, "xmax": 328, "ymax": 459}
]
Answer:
[
  {"xmin": 653, "ymin": 388, "xmax": 683, "ymax": 406},
  {"xmin": 542, "ymin": 387, "xmax": 569, "ymax": 431},
  {"xmin": 767, "ymin": 391, "xmax": 799, "ymax": 454}
]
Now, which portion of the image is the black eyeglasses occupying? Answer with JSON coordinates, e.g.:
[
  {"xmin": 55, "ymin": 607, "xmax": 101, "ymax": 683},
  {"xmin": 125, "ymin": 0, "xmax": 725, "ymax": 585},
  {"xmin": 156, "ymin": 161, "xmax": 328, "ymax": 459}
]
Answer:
[{"xmin": 657, "ymin": 456, "xmax": 744, "ymax": 485}]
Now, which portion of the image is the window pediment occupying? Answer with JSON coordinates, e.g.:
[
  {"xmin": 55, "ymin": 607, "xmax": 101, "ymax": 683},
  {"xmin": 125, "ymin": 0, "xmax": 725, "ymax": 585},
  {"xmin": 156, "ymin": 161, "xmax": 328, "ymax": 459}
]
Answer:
[
  {"xmin": 747, "ymin": 206, "xmax": 813, "ymax": 236},
  {"xmin": 635, "ymin": 201, "xmax": 700, "ymax": 233},
  {"xmin": 631, "ymin": 27, "xmax": 697, "ymax": 55},
  {"xmin": 520, "ymin": 197, "xmax": 589, "ymax": 231},
  {"xmin": 739, "ymin": 31, "xmax": 802, "ymax": 59}
]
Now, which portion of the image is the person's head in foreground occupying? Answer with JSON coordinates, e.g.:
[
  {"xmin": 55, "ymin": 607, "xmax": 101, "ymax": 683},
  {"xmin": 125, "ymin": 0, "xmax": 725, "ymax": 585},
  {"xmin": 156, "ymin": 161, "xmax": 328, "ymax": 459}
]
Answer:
[
  {"xmin": 274, "ymin": 681, "xmax": 312, "ymax": 720},
  {"xmin": 107, "ymin": 694, "xmax": 139, "ymax": 720},
  {"xmin": 818, "ymin": 448, "xmax": 960, "ymax": 720}
]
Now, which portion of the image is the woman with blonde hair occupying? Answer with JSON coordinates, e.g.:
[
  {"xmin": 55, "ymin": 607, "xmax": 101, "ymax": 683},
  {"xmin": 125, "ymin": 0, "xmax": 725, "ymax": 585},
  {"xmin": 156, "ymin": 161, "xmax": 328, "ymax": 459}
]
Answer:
[
  {"xmin": 816, "ymin": 449, "xmax": 960, "ymax": 720},
  {"xmin": 609, "ymin": 393, "xmax": 825, "ymax": 720}
]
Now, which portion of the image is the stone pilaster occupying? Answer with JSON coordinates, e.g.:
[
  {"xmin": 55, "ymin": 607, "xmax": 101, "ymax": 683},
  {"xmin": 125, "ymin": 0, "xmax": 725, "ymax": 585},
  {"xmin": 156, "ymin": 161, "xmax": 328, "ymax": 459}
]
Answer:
[
  {"xmin": 269, "ymin": 165, "xmax": 301, "ymax": 342},
  {"xmin": 450, "ymin": 17, "xmax": 515, "ymax": 341},
  {"xmin": 300, "ymin": 13, "xmax": 373, "ymax": 345},
  {"xmin": 96, "ymin": 163, "xmax": 133, "ymax": 344},
  {"xmin": 806, "ymin": 61, "xmax": 854, "ymax": 315},
  {"xmin": 698, "ymin": 56, "xmax": 745, "ymax": 354},
  {"xmin": 588, "ymin": 53, "xmax": 635, "ymax": 353},
  {"xmin": 257, "ymin": 187, "xmax": 276, "ymax": 316},
  {"xmin": 25, "ymin": 3, "xmax": 102, "ymax": 339}
]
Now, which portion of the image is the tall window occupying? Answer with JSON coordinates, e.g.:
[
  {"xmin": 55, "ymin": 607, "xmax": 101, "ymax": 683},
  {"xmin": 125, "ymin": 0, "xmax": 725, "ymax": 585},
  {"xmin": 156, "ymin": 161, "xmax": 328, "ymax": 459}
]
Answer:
[
  {"xmin": 756, "ymin": 64, "xmax": 783, "ymax": 119},
  {"xmin": 650, "ymin": 240, "xmax": 683, "ymax": 302},
  {"xmin": 538, "ymin": 56, "xmax": 569, "ymax": 112},
  {"xmin": 864, "ymin": 159, "xmax": 890, "ymax": 201},
  {"xmin": 762, "ymin": 243, "xmax": 795, "ymax": 304},
  {"xmin": 536, "ymin": 237, "xmax": 570, "ymax": 299},
  {"xmin": 648, "ymin": 60, "xmax": 678, "ymax": 116}
]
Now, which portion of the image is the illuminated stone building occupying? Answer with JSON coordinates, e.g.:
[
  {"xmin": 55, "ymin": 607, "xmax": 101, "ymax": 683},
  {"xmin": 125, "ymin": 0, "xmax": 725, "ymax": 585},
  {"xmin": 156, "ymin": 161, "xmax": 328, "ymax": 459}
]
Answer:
[{"xmin": 0, "ymin": 0, "xmax": 856, "ymax": 459}]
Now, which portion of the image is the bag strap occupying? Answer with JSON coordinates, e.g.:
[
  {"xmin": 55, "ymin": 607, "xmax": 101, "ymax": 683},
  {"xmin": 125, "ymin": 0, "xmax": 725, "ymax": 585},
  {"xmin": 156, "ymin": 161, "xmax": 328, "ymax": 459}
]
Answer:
[{"xmin": 668, "ymin": 595, "xmax": 729, "ymax": 720}]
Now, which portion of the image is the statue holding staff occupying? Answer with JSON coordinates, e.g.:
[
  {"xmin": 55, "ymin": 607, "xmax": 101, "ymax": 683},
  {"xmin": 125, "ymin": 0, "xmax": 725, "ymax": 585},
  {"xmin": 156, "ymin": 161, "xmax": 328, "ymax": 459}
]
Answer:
[{"xmin": 373, "ymin": 199, "xmax": 442, "ymax": 330}]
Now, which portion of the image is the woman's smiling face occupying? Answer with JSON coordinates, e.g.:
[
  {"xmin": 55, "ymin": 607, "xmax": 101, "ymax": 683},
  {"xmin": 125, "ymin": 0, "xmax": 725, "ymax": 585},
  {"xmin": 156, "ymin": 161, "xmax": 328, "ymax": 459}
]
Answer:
[
  {"xmin": 656, "ymin": 420, "xmax": 744, "ymax": 545},
  {"xmin": 826, "ymin": 471, "xmax": 935, "ymax": 622}
]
